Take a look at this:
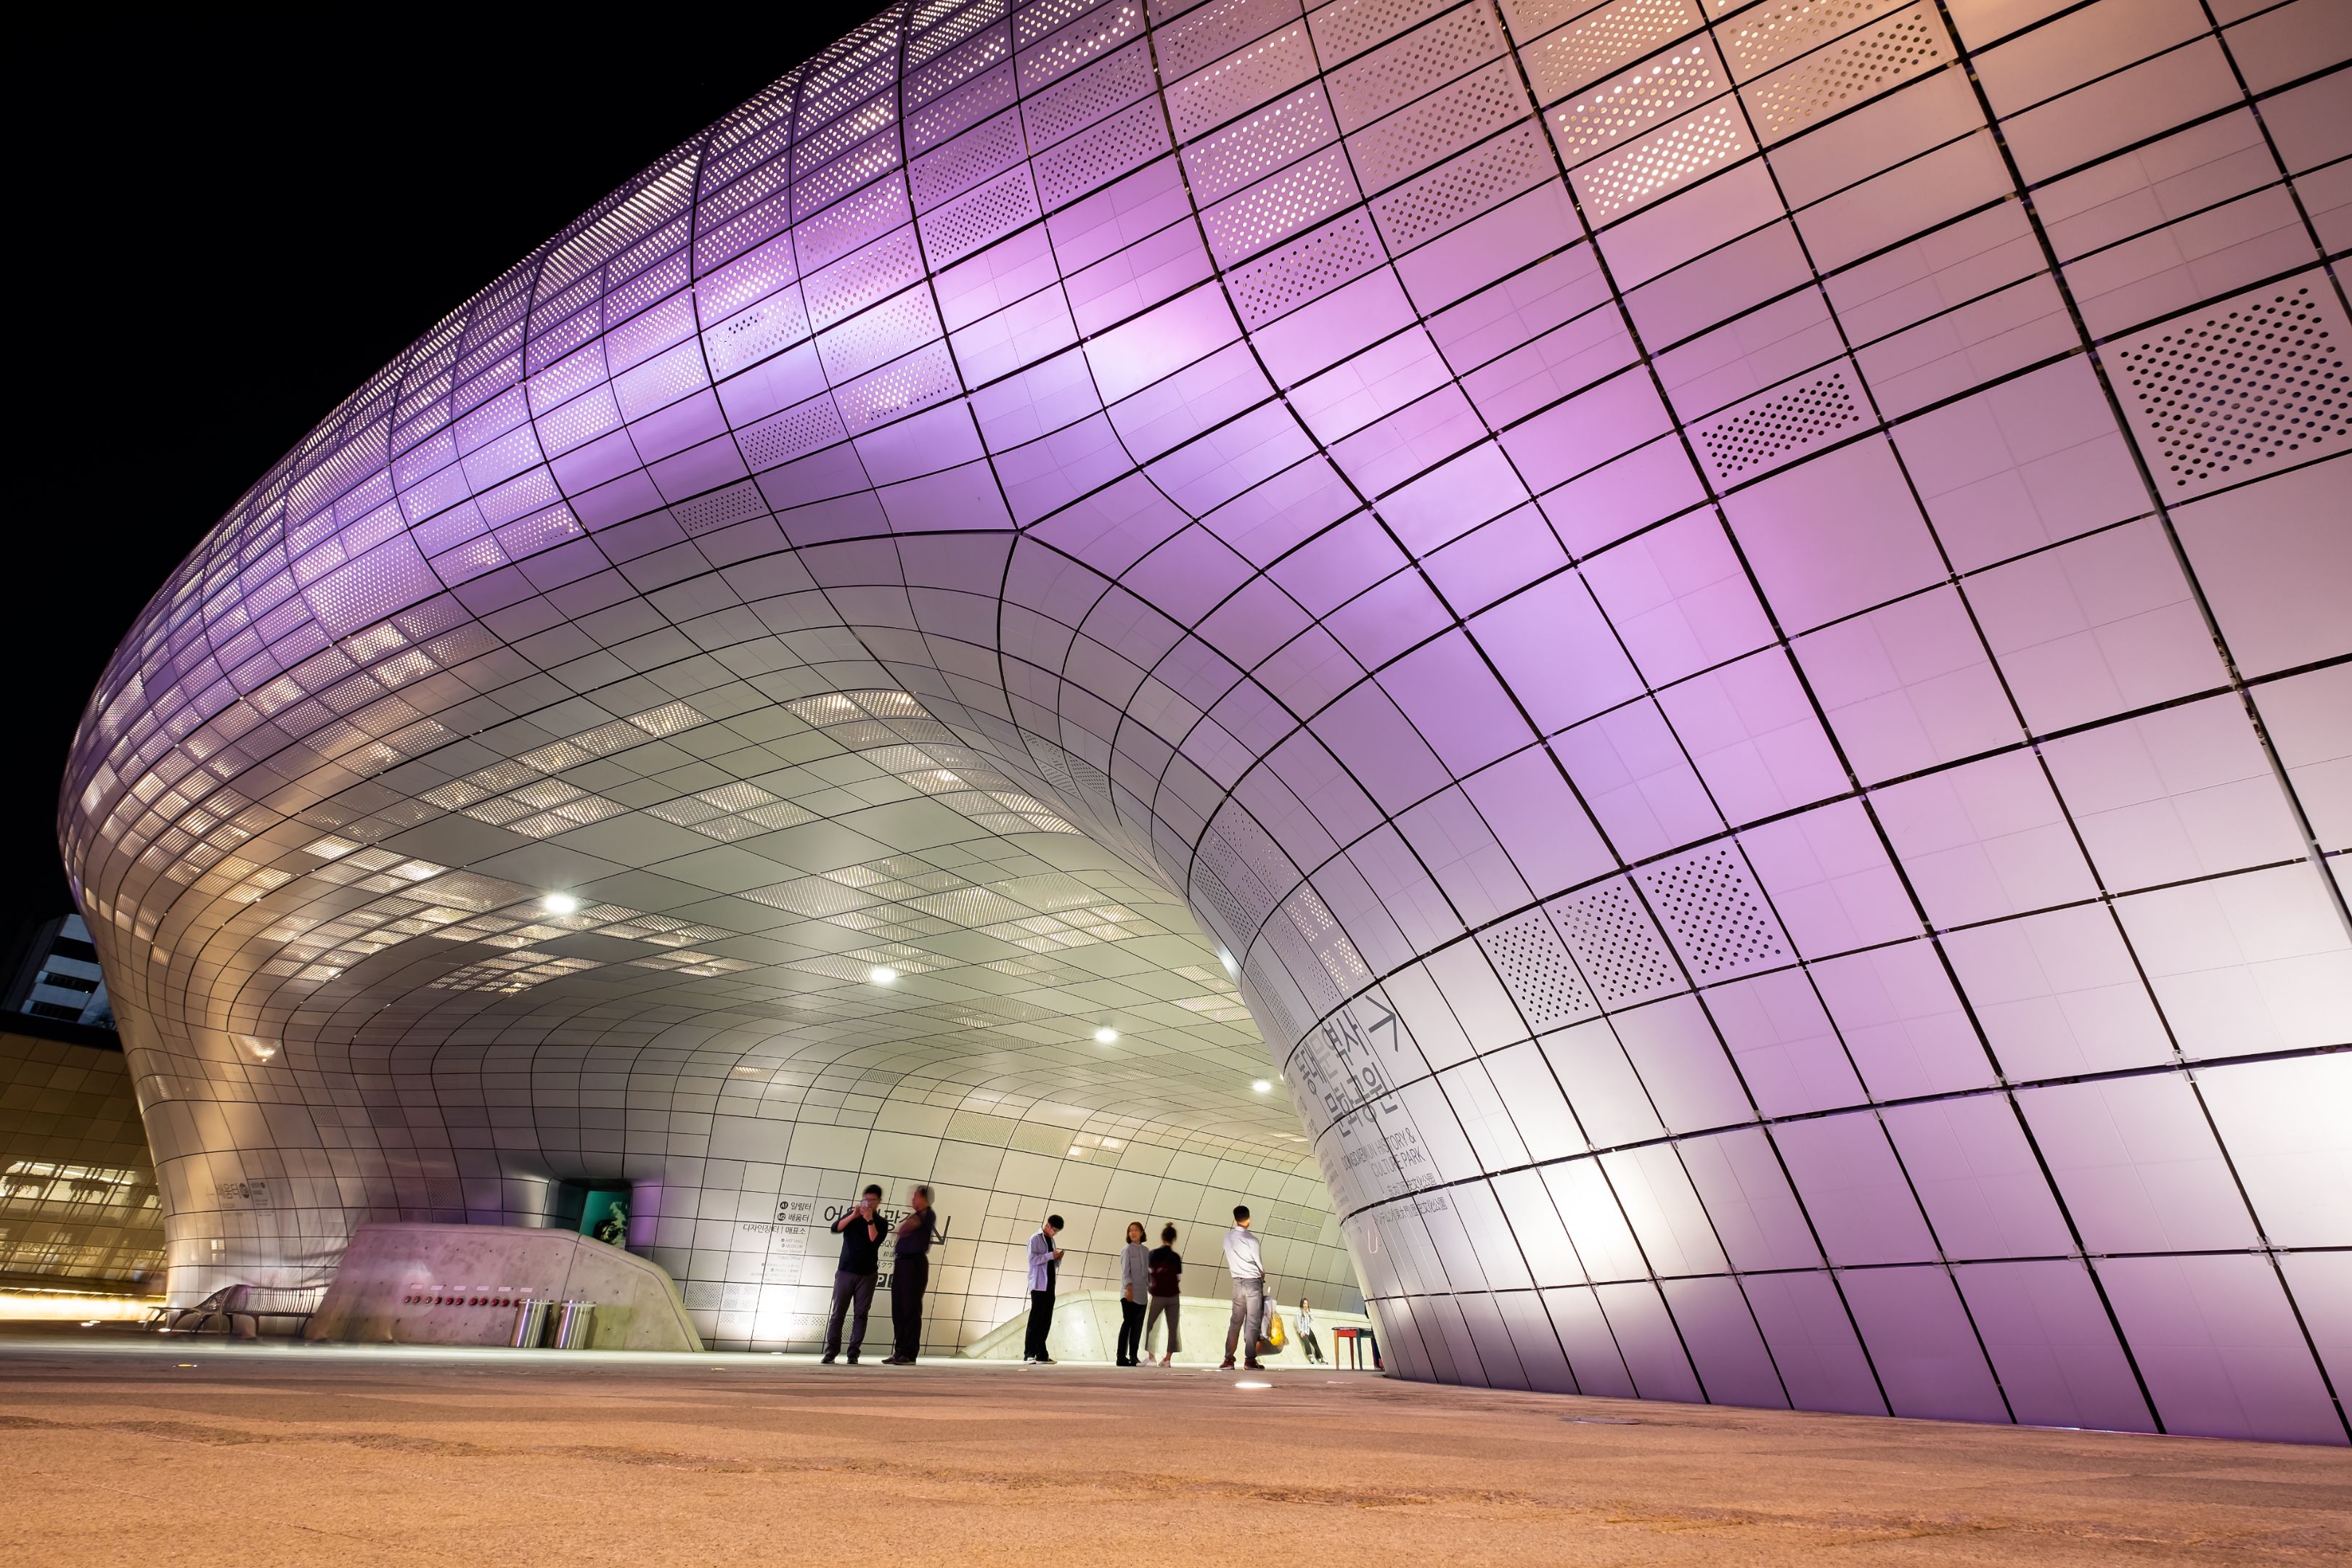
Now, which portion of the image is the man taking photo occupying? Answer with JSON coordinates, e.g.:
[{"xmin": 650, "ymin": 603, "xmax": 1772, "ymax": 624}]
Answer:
[{"xmin": 822, "ymin": 1183, "xmax": 886, "ymax": 1365}]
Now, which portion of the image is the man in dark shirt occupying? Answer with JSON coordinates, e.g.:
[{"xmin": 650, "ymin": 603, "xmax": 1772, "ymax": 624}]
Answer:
[
  {"xmin": 882, "ymin": 1183, "xmax": 941, "ymax": 1365},
  {"xmin": 822, "ymin": 1184, "xmax": 886, "ymax": 1365}
]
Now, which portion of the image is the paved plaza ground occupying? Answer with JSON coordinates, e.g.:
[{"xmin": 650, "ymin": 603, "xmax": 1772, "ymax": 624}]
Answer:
[{"xmin": 3, "ymin": 1327, "xmax": 2345, "ymax": 1566}]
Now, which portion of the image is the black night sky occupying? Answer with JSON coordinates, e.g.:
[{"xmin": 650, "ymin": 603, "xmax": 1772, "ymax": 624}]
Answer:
[{"xmin": 5, "ymin": 12, "xmax": 879, "ymax": 926}]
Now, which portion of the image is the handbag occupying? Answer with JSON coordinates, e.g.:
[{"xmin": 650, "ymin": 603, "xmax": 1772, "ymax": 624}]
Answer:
[{"xmin": 1265, "ymin": 1307, "xmax": 1287, "ymax": 1349}]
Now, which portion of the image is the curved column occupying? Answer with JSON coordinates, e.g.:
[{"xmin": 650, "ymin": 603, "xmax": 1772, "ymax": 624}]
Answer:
[{"xmin": 62, "ymin": 0, "xmax": 2351, "ymax": 1440}]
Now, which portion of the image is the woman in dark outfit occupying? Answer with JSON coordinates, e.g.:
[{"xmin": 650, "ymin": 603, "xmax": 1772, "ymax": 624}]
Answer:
[
  {"xmin": 883, "ymin": 1184, "xmax": 939, "ymax": 1365},
  {"xmin": 1145, "ymin": 1223, "xmax": 1183, "ymax": 1367}
]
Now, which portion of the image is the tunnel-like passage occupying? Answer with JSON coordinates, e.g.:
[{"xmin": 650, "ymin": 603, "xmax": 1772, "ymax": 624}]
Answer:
[{"xmin": 62, "ymin": 0, "xmax": 2351, "ymax": 1440}]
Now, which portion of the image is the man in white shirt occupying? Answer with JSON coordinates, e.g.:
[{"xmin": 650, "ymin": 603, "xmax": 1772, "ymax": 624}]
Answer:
[
  {"xmin": 1220, "ymin": 1204, "xmax": 1267, "ymax": 1371},
  {"xmin": 1022, "ymin": 1214, "xmax": 1064, "ymax": 1364}
]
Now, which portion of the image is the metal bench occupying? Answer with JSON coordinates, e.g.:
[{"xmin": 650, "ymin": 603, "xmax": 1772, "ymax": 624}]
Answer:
[{"xmin": 161, "ymin": 1284, "xmax": 315, "ymax": 1339}]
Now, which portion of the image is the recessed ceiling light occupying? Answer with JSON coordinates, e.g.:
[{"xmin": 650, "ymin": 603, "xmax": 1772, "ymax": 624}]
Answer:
[
  {"xmin": 868, "ymin": 965, "xmax": 899, "ymax": 984},
  {"xmin": 1251, "ymin": 1079, "xmax": 1271, "ymax": 1093},
  {"xmin": 542, "ymin": 893, "xmax": 579, "ymax": 915},
  {"xmin": 1093, "ymin": 1026, "xmax": 1118, "ymax": 1043}
]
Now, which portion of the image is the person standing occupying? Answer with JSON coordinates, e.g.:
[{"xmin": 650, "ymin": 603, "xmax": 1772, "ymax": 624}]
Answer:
[
  {"xmin": 1115, "ymin": 1221, "xmax": 1149, "ymax": 1365},
  {"xmin": 1220, "ymin": 1204, "xmax": 1267, "ymax": 1371},
  {"xmin": 822, "ymin": 1184, "xmax": 886, "ymax": 1365},
  {"xmin": 882, "ymin": 1184, "xmax": 939, "ymax": 1365},
  {"xmin": 1295, "ymin": 1297, "xmax": 1323, "ymax": 1365},
  {"xmin": 1146, "ymin": 1223, "xmax": 1183, "ymax": 1367},
  {"xmin": 1021, "ymin": 1214, "xmax": 1064, "ymax": 1364}
]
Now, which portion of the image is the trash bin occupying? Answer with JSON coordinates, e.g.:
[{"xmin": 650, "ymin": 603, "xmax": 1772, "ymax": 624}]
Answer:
[
  {"xmin": 510, "ymin": 1297, "xmax": 553, "ymax": 1349},
  {"xmin": 552, "ymin": 1299, "xmax": 595, "ymax": 1349}
]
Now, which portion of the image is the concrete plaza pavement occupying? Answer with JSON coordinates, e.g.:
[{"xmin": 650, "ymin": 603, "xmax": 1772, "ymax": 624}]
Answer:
[{"xmin": 2, "ymin": 1327, "xmax": 2345, "ymax": 1567}]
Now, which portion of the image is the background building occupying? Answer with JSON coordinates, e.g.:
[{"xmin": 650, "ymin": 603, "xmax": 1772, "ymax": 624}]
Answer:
[
  {"xmin": 0, "ymin": 1020, "xmax": 164, "ymax": 1296},
  {"xmin": 54, "ymin": 0, "xmax": 2352, "ymax": 1442},
  {"xmin": 3, "ymin": 915, "xmax": 115, "ymax": 1031}
]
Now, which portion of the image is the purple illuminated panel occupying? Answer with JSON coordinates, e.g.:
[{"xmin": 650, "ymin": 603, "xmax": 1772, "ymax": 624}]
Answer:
[{"xmin": 59, "ymin": 0, "xmax": 2351, "ymax": 1440}]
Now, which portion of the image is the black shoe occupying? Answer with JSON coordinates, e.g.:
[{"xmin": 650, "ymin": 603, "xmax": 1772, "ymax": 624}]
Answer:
[
  {"xmin": 1244, "ymin": 1360, "xmax": 1265, "ymax": 1371},
  {"xmin": 1035, "ymin": 1356, "xmax": 1055, "ymax": 1365},
  {"xmin": 821, "ymin": 1355, "xmax": 837, "ymax": 1365}
]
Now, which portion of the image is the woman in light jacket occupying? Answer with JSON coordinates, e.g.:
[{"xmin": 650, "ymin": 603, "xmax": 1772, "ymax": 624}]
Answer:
[{"xmin": 1116, "ymin": 1220, "xmax": 1150, "ymax": 1365}]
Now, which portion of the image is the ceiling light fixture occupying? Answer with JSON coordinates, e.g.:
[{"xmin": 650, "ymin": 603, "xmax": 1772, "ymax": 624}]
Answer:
[
  {"xmin": 542, "ymin": 893, "xmax": 580, "ymax": 915},
  {"xmin": 1251, "ymin": 1079, "xmax": 1271, "ymax": 1093},
  {"xmin": 868, "ymin": 965, "xmax": 899, "ymax": 984},
  {"xmin": 1093, "ymin": 1026, "xmax": 1118, "ymax": 1043}
]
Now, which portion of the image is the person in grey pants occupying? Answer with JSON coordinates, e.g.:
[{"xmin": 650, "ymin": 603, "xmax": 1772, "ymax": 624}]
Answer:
[
  {"xmin": 1220, "ymin": 1204, "xmax": 1267, "ymax": 1371},
  {"xmin": 1115, "ymin": 1220, "xmax": 1149, "ymax": 1365},
  {"xmin": 822, "ymin": 1184, "xmax": 885, "ymax": 1365}
]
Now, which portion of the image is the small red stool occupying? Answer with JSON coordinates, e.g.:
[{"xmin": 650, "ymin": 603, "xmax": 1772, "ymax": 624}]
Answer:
[{"xmin": 1332, "ymin": 1326, "xmax": 1381, "ymax": 1370}]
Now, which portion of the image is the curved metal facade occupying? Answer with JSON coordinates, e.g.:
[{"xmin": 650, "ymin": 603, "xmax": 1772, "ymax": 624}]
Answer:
[{"xmin": 62, "ymin": 0, "xmax": 2351, "ymax": 1440}]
